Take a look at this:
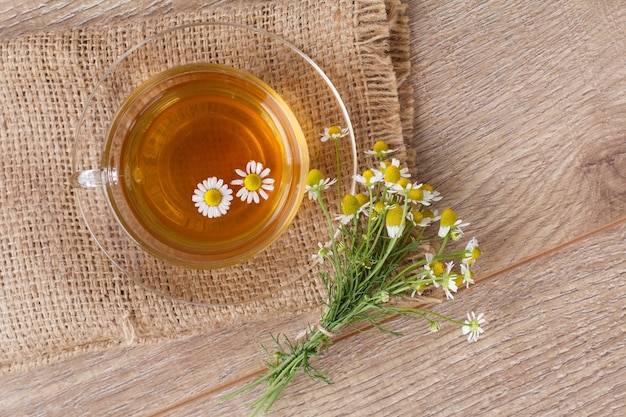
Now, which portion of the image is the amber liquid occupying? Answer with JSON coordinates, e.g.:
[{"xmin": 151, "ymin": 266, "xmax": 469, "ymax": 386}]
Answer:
[{"xmin": 112, "ymin": 65, "xmax": 304, "ymax": 259}]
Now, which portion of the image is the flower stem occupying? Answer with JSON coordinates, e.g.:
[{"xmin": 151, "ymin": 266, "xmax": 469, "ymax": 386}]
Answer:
[{"xmin": 334, "ymin": 139, "xmax": 342, "ymax": 210}]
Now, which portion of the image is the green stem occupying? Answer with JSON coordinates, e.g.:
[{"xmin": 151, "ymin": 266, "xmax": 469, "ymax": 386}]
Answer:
[
  {"xmin": 437, "ymin": 235, "xmax": 449, "ymax": 256},
  {"xmin": 334, "ymin": 139, "xmax": 342, "ymax": 211}
]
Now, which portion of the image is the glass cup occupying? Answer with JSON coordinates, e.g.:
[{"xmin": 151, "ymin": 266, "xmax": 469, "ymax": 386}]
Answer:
[
  {"xmin": 70, "ymin": 22, "xmax": 356, "ymax": 305},
  {"xmin": 71, "ymin": 63, "xmax": 309, "ymax": 269}
]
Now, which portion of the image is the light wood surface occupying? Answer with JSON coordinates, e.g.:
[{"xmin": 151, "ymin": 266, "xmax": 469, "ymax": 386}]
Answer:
[{"xmin": 1, "ymin": 1, "xmax": 625, "ymax": 416}]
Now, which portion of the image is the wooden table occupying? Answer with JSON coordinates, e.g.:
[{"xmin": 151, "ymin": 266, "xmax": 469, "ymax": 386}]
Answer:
[{"xmin": 2, "ymin": 1, "xmax": 625, "ymax": 415}]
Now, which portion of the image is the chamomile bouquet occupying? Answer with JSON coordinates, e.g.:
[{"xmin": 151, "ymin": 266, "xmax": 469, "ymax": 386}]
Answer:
[{"xmin": 225, "ymin": 126, "xmax": 486, "ymax": 416}]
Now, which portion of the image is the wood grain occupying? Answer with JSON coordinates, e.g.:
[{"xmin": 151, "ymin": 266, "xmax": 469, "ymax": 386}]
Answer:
[
  {"xmin": 406, "ymin": 0, "xmax": 626, "ymax": 276},
  {"xmin": 2, "ymin": 220, "xmax": 623, "ymax": 416},
  {"xmin": 1, "ymin": 0, "xmax": 625, "ymax": 416}
]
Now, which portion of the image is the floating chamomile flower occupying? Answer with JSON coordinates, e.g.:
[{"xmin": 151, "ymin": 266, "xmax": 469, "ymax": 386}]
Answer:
[
  {"xmin": 320, "ymin": 125, "xmax": 349, "ymax": 142},
  {"xmin": 192, "ymin": 177, "xmax": 233, "ymax": 218},
  {"xmin": 305, "ymin": 169, "xmax": 337, "ymax": 200},
  {"xmin": 231, "ymin": 160, "xmax": 275, "ymax": 204},
  {"xmin": 462, "ymin": 311, "xmax": 486, "ymax": 343}
]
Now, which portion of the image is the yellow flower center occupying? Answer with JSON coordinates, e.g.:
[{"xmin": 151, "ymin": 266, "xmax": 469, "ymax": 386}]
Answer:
[
  {"xmin": 204, "ymin": 189, "xmax": 222, "ymax": 207},
  {"xmin": 370, "ymin": 201, "xmax": 386, "ymax": 220},
  {"xmin": 384, "ymin": 165, "xmax": 401, "ymax": 183},
  {"xmin": 244, "ymin": 173, "xmax": 262, "ymax": 191},
  {"xmin": 341, "ymin": 194, "xmax": 360, "ymax": 216},
  {"xmin": 307, "ymin": 169, "xmax": 324, "ymax": 187},
  {"xmin": 440, "ymin": 208, "xmax": 458, "ymax": 227},
  {"xmin": 372, "ymin": 140, "xmax": 389, "ymax": 153},
  {"xmin": 411, "ymin": 209, "xmax": 423, "ymax": 223},
  {"xmin": 422, "ymin": 209, "xmax": 435, "ymax": 219},
  {"xmin": 328, "ymin": 125, "xmax": 343, "ymax": 137},
  {"xmin": 422, "ymin": 183, "xmax": 434, "ymax": 192},
  {"xmin": 471, "ymin": 246, "xmax": 482, "ymax": 261},
  {"xmin": 362, "ymin": 169, "xmax": 376, "ymax": 185},
  {"xmin": 430, "ymin": 261, "xmax": 445, "ymax": 277},
  {"xmin": 407, "ymin": 188, "xmax": 423, "ymax": 202},
  {"xmin": 385, "ymin": 205, "xmax": 404, "ymax": 227},
  {"xmin": 455, "ymin": 275, "xmax": 464, "ymax": 287},
  {"xmin": 396, "ymin": 178, "xmax": 411, "ymax": 189},
  {"xmin": 374, "ymin": 201, "xmax": 387, "ymax": 212},
  {"xmin": 355, "ymin": 193, "xmax": 369, "ymax": 207}
]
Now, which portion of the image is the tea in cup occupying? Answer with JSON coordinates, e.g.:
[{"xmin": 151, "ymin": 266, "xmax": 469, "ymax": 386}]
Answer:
[{"xmin": 72, "ymin": 63, "xmax": 309, "ymax": 269}]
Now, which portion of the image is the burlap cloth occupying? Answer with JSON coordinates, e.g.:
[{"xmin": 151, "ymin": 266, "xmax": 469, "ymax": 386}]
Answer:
[{"xmin": 0, "ymin": 0, "xmax": 412, "ymax": 373}]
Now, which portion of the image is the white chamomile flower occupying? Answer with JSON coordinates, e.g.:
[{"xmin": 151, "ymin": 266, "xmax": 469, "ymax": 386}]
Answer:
[
  {"xmin": 231, "ymin": 160, "xmax": 275, "ymax": 204},
  {"xmin": 462, "ymin": 237, "xmax": 482, "ymax": 266},
  {"xmin": 380, "ymin": 158, "xmax": 411, "ymax": 185},
  {"xmin": 424, "ymin": 189, "xmax": 443, "ymax": 204},
  {"xmin": 438, "ymin": 208, "xmax": 469, "ymax": 239},
  {"xmin": 305, "ymin": 169, "xmax": 337, "ymax": 200},
  {"xmin": 335, "ymin": 193, "xmax": 367, "ymax": 225},
  {"xmin": 441, "ymin": 261, "xmax": 458, "ymax": 300},
  {"xmin": 192, "ymin": 177, "xmax": 233, "ymax": 218},
  {"xmin": 312, "ymin": 241, "xmax": 333, "ymax": 264},
  {"xmin": 364, "ymin": 140, "xmax": 397, "ymax": 160},
  {"xmin": 462, "ymin": 311, "xmax": 486, "ymax": 343},
  {"xmin": 424, "ymin": 253, "xmax": 445, "ymax": 282},
  {"xmin": 395, "ymin": 181, "xmax": 427, "ymax": 203},
  {"xmin": 460, "ymin": 264, "xmax": 475, "ymax": 288},
  {"xmin": 353, "ymin": 169, "xmax": 383, "ymax": 187},
  {"xmin": 385, "ymin": 205, "xmax": 405, "ymax": 238},
  {"xmin": 320, "ymin": 125, "xmax": 349, "ymax": 142},
  {"xmin": 419, "ymin": 209, "xmax": 440, "ymax": 227}
]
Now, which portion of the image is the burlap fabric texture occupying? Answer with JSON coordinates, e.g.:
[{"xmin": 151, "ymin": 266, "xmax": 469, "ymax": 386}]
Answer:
[{"xmin": 0, "ymin": 0, "xmax": 412, "ymax": 373}]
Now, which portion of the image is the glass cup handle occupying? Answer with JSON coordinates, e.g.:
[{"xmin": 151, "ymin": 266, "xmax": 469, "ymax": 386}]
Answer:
[{"xmin": 70, "ymin": 168, "xmax": 117, "ymax": 188}]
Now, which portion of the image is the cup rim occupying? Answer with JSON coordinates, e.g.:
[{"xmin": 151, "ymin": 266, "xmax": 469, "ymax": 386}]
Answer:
[{"xmin": 102, "ymin": 63, "xmax": 310, "ymax": 268}]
